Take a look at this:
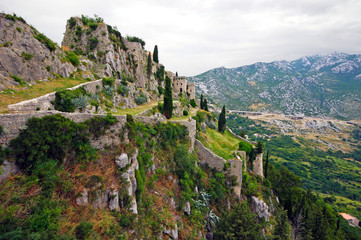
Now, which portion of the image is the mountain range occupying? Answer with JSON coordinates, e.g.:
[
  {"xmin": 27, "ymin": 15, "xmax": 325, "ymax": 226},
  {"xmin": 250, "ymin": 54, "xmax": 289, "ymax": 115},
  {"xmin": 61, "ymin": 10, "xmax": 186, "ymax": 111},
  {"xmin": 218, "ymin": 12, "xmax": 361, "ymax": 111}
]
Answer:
[{"xmin": 190, "ymin": 52, "xmax": 361, "ymax": 120}]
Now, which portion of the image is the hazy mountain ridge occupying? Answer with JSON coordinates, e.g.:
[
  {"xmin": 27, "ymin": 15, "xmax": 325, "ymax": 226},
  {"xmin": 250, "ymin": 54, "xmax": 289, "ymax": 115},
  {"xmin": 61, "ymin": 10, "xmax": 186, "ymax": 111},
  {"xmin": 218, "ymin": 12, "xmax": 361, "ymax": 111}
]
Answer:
[{"xmin": 190, "ymin": 52, "xmax": 361, "ymax": 120}]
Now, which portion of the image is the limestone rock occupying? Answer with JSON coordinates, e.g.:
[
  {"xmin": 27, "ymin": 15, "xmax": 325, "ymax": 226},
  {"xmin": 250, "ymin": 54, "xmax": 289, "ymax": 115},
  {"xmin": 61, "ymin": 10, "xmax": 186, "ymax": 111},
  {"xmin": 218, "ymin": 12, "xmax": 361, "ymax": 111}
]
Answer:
[
  {"xmin": 121, "ymin": 149, "xmax": 139, "ymax": 214},
  {"xmin": 0, "ymin": 160, "xmax": 20, "ymax": 183},
  {"xmin": 163, "ymin": 224, "xmax": 178, "ymax": 239},
  {"xmin": 250, "ymin": 196, "xmax": 271, "ymax": 221},
  {"xmin": 76, "ymin": 189, "xmax": 88, "ymax": 206},
  {"xmin": 92, "ymin": 190, "xmax": 109, "ymax": 209},
  {"xmin": 108, "ymin": 189, "xmax": 120, "ymax": 211},
  {"xmin": 183, "ymin": 201, "xmax": 191, "ymax": 215},
  {"xmin": 115, "ymin": 153, "xmax": 129, "ymax": 169}
]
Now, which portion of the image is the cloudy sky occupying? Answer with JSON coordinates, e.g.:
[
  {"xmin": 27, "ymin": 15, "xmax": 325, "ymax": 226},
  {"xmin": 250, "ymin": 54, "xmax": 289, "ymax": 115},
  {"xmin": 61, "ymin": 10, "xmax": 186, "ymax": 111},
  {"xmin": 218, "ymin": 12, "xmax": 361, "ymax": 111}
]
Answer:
[{"xmin": 2, "ymin": 0, "xmax": 361, "ymax": 76}]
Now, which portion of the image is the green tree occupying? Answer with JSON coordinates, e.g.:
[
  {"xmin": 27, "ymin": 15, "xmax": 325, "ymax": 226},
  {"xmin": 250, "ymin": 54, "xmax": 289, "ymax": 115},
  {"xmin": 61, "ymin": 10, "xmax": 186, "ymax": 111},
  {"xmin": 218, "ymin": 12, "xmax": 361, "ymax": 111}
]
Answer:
[
  {"xmin": 203, "ymin": 98, "xmax": 209, "ymax": 111},
  {"xmin": 273, "ymin": 210, "xmax": 292, "ymax": 240},
  {"xmin": 264, "ymin": 150, "xmax": 269, "ymax": 178},
  {"xmin": 147, "ymin": 52, "xmax": 152, "ymax": 78},
  {"xmin": 218, "ymin": 105, "xmax": 226, "ymax": 133},
  {"xmin": 256, "ymin": 140, "xmax": 264, "ymax": 153},
  {"xmin": 200, "ymin": 94, "xmax": 204, "ymax": 109},
  {"xmin": 153, "ymin": 45, "xmax": 159, "ymax": 63},
  {"xmin": 163, "ymin": 75, "xmax": 173, "ymax": 119},
  {"xmin": 214, "ymin": 202, "xmax": 263, "ymax": 240},
  {"xmin": 176, "ymin": 72, "xmax": 178, "ymax": 77}
]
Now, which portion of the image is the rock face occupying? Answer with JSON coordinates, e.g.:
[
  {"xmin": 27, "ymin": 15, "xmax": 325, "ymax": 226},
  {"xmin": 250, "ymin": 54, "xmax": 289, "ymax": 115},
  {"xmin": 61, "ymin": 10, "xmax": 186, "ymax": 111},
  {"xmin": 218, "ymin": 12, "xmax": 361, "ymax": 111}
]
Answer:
[
  {"xmin": 76, "ymin": 189, "xmax": 88, "ymax": 206},
  {"xmin": 250, "ymin": 196, "xmax": 271, "ymax": 221},
  {"xmin": 115, "ymin": 153, "xmax": 129, "ymax": 169},
  {"xmin": 118, "ymin": 148, "xmax": 139, "ymax": 214},
  {"xmin": 0, "ymin": 160, "xmax": 20, "ymax": 183},
  {"xmin": 0, "ymin": 13, "xmax": 76, "ymax": 90}
]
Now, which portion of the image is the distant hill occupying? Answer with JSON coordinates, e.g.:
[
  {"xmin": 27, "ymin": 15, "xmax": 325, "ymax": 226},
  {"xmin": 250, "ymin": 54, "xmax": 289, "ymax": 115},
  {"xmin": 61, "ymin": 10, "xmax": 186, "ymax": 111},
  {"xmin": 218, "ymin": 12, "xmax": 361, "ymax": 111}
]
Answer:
[{"xmin": 190, "ymin": 52, "xmax": 361, "ymax": 120}]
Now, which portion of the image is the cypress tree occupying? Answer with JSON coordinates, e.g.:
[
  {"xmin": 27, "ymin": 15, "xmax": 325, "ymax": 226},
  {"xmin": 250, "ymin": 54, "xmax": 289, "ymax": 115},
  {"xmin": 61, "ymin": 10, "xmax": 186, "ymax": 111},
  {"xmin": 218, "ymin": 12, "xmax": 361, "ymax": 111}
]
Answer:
[
  {"xmin": 163, "ymin": 75, "xmax": 173, "ymax": 119},
  {"xmin": 175, "ymin": 72, "xmax": 178, "ymax": 77},
  {"xmin": 203, "ymin": 99, "xmax": 209, "ymax": 111},
  {"xmin": 153, "ymin": 45, "xmax": 159, "ymax": 63},
  {"xmin": 200, "ymin": 94, "xmax": 204, "ymax": 109},
  {"xmin": 264, "ymin": 150, "xmax": 269, "ymax": 178},
  {"xmin": 147, "ymin": 52, "xmax": 152, "ymax": 78},
  {"xmin": 218, "ymin": 105, "xmax": 226, "ymax": 133}
]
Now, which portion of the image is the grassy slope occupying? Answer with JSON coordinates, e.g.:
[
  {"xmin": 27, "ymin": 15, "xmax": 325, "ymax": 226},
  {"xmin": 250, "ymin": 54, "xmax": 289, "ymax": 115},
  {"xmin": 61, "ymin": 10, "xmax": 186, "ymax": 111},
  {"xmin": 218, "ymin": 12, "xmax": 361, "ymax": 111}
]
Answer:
[
  {"xmin": 198, "ymin": 128, "xmax": 242, "ymax": 160},
  {"xmin": 0, "ymin": 78, "xmax": 86, "ymax": 113}
]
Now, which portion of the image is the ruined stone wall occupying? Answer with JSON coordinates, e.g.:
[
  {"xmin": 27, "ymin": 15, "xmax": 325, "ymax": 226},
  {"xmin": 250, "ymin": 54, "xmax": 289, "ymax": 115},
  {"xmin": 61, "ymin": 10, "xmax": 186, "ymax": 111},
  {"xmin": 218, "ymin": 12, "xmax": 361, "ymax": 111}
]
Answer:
[
  {"xmin": 253, "ymin": 152, "xmax": 264, "ymax": 179},
  {"xmin": 0, "ymin": 112, "xmax": 196, "ymax": 150},
  {"xmin": 227, "ymin": 127, "xmax": 255, "ymax": 145},
  {"xmin": 186, "ymin": 82, "xmax": 195, "ymax": 100},
  {"xmin": 173, "ymin": 77, "xmax": 188, "ymax": 95},
  {"xmin": 228, "ymin": 159, "xmax": 242, "ymax": 199},
  {"xmin": 7, "ymin": 79, "xmax": 105, "ymax": 113},
  {"xmin": 195, "ymin": 139, "xmax": 226, "ymax": 171}
]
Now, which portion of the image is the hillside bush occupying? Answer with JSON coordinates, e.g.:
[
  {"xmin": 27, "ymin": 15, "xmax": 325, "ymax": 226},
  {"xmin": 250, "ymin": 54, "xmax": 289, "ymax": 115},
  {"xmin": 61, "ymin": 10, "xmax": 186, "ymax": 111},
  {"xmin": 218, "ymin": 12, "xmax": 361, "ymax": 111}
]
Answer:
[
  {"xmin": 54, "ymin": 87, "xmax": 87, "ymax": 112},
  {"xmin": 34, "ymin": 33, "xmax": 56, "ymax": 51},
  {"xmin": 190, "ymin": 99, "xmax": 197, "ymax": 108},
  {"xmin": 102, "ymin": 77, "xmax": 115, "ymax": 87},
  {"xmin": 88, "ymin": 37, "xmax": 99, "ymax": 50},
  {"xmin": 239, "ymin": 141, "xmax": 252, "ymax": 154},
  {"xmin": 68, "ymin": 17, "xmax": 76, "ymax": 28},
  {"xmin": 135, "ymin": 95, "xmax": 147, "ymax": 105},
  {"xmin": 117, "ymin": 84, "xmax": 129, "ymax": 96},
  {"xmin": 10, "ymin": 74, "xmax": 25, "ymax": 85},
  {"xmin": 75, "ymin": 222, "xmax": 93, "ymax": 240},
  {"xmin": 126, "ymin": 36, "xmax": 145, "ymax": 49},
  {"xmin": 9, "ymin": 114, "xmax": 94, "ymax": 174},
  {"xmin": 21, "ymin": 52, "xmax": 33, "ymax": 60},
  {"xmin": 66, "ymin": 51, "xmax": 79, "ymax": 66}
]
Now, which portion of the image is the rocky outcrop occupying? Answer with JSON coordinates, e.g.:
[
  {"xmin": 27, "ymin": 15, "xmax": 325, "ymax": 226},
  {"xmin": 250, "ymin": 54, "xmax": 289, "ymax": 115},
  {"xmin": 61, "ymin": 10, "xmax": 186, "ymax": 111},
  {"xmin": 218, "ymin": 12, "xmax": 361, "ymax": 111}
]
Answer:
[
  {"xmin": 163, "ymin": 224, "xmax": 178, "ymax": 239},
  {"xmin": 76, "ymin": 189, "xmax": 88, "ymax": 206},
  {"xmin": 250, "ymin": 196, "xmax": 271, "ymax": 221},
  {"xmin": 0, "ymin": 160, "xmax": 20, "ymax": 183},
  {"xmin": 0, "ymin": 13, "xmax": 76, "ymax": 90}
]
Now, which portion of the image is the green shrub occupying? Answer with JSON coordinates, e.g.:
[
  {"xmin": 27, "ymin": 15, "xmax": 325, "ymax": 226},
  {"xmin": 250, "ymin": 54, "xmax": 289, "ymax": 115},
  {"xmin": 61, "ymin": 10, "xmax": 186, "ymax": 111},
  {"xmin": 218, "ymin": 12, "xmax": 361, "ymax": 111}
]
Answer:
[
  {"xmin": 0, "ymin": 125, "xmax": 4, "ymax": 135},
  {"xmin": 16, "ymin": 27, "xmax": 22, "ymax": 32},
  {"xmin": 102, "ymin": 77, "xmax": 115, "ymax": 87},
  {"xmin": 9, "ymin": 114, "xmax": 94, "ymax": 173},
  {"xmin": 126, "ymin": 36, "xmax": 145, "ymax": 49},
  {"xmin": 88, "ymin": 22, "xmax": 98, "ymax": 30},
  {"xmin": 66, "ymin": 51, "xmax": 79, "ymax": 66},
  {"xmin": 72, "ymin": 94, "xmax": 90, "ymax": 110},
  {"xmin": 157, "ymin": 86, "xmax": 164, "ymax": 95},
  {"xmin": 34, "ymin": 33, "xmax": 56, "ymax": 51},
  {"xmin": 54, "ymin": 87, "xmax": 87, "ymax": 112},
  {"xmin": 46, "ymin": 65, "xmax": 51, "ymax": 72},
  {"xmin": 75, "ymin": 26, "xmax": 82, "ymax": 37},
  {"xmin": 239, "ymin": 141, "xmax": 252, "ymax": 154},
  {"xmin": 88, "ymin": 37, "xmax": 98, "ymax": 50},
  {"xmin": 10, "ymin": 74, "xmax": 25, "ymax": 85},
  {"xmin": 68, "ymin": 17, "xmax": 76, "ymax": 28},
  {"xmin": 83, "ymin": 114, "xmax": 117, "ymax": 138},
  {"xmin": 30, "ymin": 199, "xmax": 62, "ymax": 232},
  {"xmin": 190, "ymin": 99, "xmax": 197, "ymax": 108},
  {"xmin": 135, "ymin": 95, "xmax": 147, "ymax": 105},
  {"xmin": 75, "ymin": 222, "xmax": 93, "ymax": 240},
  {"xmin": 183, "ymin": 110, "xmax": 189, "ymax": 116},
  {"xmin": 117, "ymin": 84, "xmax": 129, "ymax": 96}
]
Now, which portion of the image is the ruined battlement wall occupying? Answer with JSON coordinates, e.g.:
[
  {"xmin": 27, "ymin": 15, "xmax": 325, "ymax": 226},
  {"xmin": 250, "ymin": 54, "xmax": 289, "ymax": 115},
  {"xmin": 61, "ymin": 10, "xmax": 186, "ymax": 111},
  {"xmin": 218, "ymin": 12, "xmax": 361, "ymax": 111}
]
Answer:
[
  {"xmin": 0, "ymin": 112, "xmax": 196, "ymax": 149},
  {"xmin": 7, "ymin": 79, "xmax": 105, "ymax": 114}
]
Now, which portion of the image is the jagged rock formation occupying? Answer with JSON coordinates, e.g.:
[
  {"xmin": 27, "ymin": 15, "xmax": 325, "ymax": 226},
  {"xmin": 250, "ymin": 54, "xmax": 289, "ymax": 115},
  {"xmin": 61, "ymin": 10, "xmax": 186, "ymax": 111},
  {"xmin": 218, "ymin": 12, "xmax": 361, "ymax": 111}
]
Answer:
[
  {"xmin": 0, "ymin": 13, "xmax": 76, "ymax": 89},
  {"xmin": 250, "ymin": 196, "xmax": 271, "ymax": 221},
  {"xmin": 191, "ymin": 52, "xmax": 361, "ymax": 120}
]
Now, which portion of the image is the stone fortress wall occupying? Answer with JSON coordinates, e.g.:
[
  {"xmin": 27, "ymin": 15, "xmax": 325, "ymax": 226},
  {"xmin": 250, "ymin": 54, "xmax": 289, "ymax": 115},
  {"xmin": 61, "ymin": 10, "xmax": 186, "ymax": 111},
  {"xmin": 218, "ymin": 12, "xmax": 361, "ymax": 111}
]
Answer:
[
  {"xmin": 173, "ymin": 76, "xmax": 196, "ymax": 99},
  {"xmin": 7, "ymin": 79, "xmax": 105, "ymax": 113}
]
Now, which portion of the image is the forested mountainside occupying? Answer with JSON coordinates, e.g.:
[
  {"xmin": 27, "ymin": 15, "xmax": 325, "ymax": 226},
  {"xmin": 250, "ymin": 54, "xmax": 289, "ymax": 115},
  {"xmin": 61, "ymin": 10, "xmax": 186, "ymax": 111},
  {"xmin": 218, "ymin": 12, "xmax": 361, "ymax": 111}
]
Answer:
[{"xmin": 190, "ymin": 52, "xmax": 361, "ymax": 120}]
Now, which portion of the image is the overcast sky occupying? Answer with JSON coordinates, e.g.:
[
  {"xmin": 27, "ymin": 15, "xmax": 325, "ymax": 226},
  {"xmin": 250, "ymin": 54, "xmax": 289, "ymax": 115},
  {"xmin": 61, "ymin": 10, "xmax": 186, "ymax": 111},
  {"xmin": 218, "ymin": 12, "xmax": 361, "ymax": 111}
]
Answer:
[{"xmin": 2, "ymin": 0, "xmax": 361, "ymax": 76}]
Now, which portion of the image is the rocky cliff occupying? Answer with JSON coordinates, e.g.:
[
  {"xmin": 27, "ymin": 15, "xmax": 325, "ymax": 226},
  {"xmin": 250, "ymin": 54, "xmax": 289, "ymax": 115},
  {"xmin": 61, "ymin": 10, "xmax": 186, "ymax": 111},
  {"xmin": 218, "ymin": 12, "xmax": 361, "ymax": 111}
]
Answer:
[{"xmin": 0, "ymin": 13, "xmax": 76, "ymax": 89}]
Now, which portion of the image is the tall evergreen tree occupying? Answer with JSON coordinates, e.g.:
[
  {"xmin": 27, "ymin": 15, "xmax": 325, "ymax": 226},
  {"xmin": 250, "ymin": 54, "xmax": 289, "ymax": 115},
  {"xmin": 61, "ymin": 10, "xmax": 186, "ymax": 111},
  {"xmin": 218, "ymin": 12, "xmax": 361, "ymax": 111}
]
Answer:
[
  {"xmin": 203, "ymin": 99, "xmax": 209, "ymax": 111},
  {"xmin": 218, "ymin": 105, "xmax": 226, "ymax": 133},
  {"xmin": 163, "ymin": 75, "xmax": 173, "ymax": 119},
  {"xmin": 264, "ymin": 150, "xmax": 269, "ymax": 178},
  {"xmin": 200, "ymin": 94, "xmax": 204, "ymax": 109},
  {"xmin": 175, "ymin": 72, "xmax": 178, "ymax": 77},
  {"xmin": 153, "ymin": 45, "xmax": 159, "ymax": 63},
  {"xmin": 147, "ymin": 52, "xmax": 152, "ymax": 78}
]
